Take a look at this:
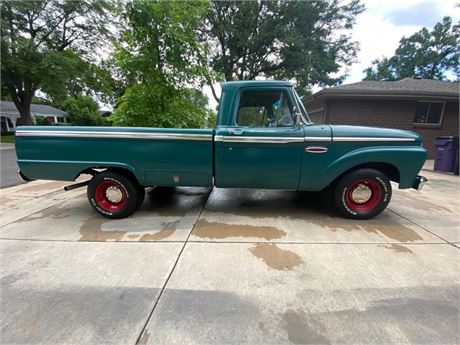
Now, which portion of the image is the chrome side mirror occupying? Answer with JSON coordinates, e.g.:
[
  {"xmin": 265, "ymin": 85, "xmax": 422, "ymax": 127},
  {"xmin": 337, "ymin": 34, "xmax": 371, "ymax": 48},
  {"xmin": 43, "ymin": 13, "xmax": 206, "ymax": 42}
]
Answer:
[
  {"xmin": 296, "ymin": 112, "xmax": 302, "ymax": 126},
  {"xmin": 294, "ymin": 107, "xmax": 302, "ymax": 126}
]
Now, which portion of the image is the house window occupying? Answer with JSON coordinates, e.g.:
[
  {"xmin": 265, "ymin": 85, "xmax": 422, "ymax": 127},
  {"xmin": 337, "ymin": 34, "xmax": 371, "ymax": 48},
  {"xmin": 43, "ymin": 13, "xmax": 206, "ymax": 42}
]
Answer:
[
  {"xmin": 413, "ymin": 101, "xmax": 444, "ymax": 125},
  {"xmin": 56, "ymin": 117, "xmax": 65, "ymax": 123}
]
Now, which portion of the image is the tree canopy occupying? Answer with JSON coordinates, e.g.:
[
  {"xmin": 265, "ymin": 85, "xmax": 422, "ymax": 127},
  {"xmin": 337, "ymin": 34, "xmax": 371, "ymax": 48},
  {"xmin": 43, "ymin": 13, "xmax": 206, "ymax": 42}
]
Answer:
[
  {"xmin": 202, "ymin": 0, "xmax": 364, "ymax": 97},
  {"xmin": 111, "ymin": 0, "xmax": 215, "ymax": 128},
  {"xmin": 364, "ymin": 17, "xmax": 460, "ymax": 81},
  {"xmin": 1, "ymin": 0, "xmax": 115, "ymax": 124},
  {"xmin": 1, "ymin": 0, "xmax": 365, "ymax": 128}
]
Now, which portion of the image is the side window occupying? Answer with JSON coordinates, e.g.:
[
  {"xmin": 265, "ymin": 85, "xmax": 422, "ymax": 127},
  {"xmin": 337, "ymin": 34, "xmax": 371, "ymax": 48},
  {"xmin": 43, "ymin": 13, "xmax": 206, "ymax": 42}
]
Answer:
[{"xmin": 236, "ymin": 90, "xmax": 294, "ymax": 127}]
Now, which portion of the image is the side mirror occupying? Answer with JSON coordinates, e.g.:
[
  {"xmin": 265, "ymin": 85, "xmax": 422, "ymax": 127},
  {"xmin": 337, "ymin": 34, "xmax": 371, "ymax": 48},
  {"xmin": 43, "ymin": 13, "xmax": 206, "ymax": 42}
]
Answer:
[
  {"xmin": 295, "ymin": 112, "xmax": 302, "ymax": 126},
  {"xmin": 293, "ymin": 106, "xmax": 302, "ymax": 126}
]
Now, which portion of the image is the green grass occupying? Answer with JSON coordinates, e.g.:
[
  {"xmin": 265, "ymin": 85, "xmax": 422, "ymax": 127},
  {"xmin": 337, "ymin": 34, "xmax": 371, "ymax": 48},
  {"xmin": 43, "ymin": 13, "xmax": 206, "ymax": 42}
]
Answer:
[{"xmin": 1, "ymin": 134, "xmax": 15, "ymax": 143}]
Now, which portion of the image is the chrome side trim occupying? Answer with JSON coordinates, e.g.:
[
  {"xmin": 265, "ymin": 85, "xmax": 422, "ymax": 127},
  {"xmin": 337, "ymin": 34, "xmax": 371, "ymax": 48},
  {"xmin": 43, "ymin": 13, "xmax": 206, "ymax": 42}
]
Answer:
[
  {"xmin": 305, "ymin": 146, "xmax": 328, "ymax": 154},
  {"xmin": 304, "ymin": 136, "xmax": 332, "ymax": 142},
  {"xmin": 214, "ymin": 136, "xmax": 304, "ymax": 144},
  {"xmin": 333, "ymin": 137, "xmax": 416, "ymax": 142},
  {"xmin": 15, "ymin": 130, "xmax": 213, "ymax": 141}
]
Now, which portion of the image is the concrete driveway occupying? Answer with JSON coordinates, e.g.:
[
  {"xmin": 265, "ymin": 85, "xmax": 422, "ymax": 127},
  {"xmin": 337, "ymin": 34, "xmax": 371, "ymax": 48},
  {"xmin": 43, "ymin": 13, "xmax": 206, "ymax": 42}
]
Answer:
[
  {"xmin": 0, "ymin": 144, "xmax": 24, "ymax": 188},
  {"xmin": 0, "ymin": 165, "xmax": 459, "ymax": 344}
]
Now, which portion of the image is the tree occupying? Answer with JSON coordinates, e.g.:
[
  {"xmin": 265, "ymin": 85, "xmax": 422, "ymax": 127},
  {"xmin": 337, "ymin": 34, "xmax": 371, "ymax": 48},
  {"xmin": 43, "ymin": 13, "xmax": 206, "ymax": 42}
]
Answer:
[
  {"xmin": 201, "ymin": 0, "xmax": 364, "ymax": 99},
  {"xmin": 364, "ymin": 17, "xmax": 460, "ymax": 81},
  {"xmin": 1, "ymin": 0, "xmax": 115, "ymax": 125},
  {"xmin": 63, "ymin": 94, "xmax": 107, "ymax": 126},
  {"xmin": 112, "ymin": 0, "xmax": 215, "ymax": 128}
]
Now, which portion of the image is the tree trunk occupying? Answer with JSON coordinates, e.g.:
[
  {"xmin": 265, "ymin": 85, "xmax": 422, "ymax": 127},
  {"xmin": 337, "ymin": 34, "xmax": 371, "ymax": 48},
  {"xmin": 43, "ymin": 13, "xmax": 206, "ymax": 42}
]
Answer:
[
  {"xmin": 10, "ymin": 86, "xmax": 34, "ymax": 126},
  {"xmin": 15, "ymin": 102, "xmax": 33, "ymax": 126}
]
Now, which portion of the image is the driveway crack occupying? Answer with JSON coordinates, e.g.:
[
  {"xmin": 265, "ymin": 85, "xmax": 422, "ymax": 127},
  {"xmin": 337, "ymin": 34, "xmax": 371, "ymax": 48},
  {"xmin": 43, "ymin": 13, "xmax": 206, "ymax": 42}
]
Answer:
[{"xmin": 134, "ymin": 187, "xmax": 212, "ymax": 345}]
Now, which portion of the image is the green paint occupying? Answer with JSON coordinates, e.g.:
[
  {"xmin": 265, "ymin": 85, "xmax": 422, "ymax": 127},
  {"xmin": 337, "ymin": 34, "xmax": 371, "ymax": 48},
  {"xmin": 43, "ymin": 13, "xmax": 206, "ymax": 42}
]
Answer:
[{"xmin": 16, "ymin": 81, "xmax": 427, "ymax": 190}]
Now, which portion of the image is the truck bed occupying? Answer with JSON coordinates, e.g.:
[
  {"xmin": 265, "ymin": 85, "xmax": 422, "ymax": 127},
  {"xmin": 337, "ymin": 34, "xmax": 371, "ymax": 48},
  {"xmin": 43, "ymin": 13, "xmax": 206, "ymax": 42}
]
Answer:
[{"xmin": 15, "ymin": 126, "xmax": 214, "ymax": 187}]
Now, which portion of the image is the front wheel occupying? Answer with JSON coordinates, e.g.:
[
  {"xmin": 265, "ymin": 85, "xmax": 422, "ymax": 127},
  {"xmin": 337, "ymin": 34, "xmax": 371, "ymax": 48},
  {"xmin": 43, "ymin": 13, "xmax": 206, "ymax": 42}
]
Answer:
[
  {"xmin": 333, "ymin": 168, "xmax": 392, "ymax": 219},
  {"xmin": 87, "ymin": 171, "xmax": 139, "ymax": 219}
]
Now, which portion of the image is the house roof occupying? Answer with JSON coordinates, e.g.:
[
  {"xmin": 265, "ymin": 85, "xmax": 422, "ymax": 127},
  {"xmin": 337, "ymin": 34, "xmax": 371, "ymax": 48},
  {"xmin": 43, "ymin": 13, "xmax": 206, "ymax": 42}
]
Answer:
[
  {"xmin": 309, "ymin": 78, "xmax": 459, "ymax": 101},
  {"xmin": 0, "ymin": 101, "xmax": 68, "ymax": 116}
]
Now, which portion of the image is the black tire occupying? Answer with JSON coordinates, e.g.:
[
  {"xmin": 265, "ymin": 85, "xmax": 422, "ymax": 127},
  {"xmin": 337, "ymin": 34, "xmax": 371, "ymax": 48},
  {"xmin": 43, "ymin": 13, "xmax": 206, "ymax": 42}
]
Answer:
[
  {"xmin": 333, "ymin": 168, "xmax": 392, "ymax": 219},
  {"xmin": 87, "ymin": 171, "xmax": 138, "ymax": 219}
]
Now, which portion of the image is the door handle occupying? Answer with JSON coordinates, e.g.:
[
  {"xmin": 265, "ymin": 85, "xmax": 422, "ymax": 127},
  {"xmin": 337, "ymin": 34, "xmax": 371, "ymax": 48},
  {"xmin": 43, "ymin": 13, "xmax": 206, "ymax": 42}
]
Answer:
[{"xmin": 228, "ymin": 128, "xmax": 244, "ymax": 135}]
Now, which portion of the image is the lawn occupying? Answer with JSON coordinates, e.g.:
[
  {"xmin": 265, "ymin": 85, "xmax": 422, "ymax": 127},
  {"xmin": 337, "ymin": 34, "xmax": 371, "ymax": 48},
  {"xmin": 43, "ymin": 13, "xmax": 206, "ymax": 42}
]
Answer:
[{"xmin": 1, "ymin": 134, "xmax": 15, "ymax": 143}]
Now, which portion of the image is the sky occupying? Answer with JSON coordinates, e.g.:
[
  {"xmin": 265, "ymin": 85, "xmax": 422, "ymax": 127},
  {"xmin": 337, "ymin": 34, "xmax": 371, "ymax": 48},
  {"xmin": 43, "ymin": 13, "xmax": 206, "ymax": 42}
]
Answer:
[{"xmin": 204, "ymin": 0, "xmax": 460, "ymax": 108}]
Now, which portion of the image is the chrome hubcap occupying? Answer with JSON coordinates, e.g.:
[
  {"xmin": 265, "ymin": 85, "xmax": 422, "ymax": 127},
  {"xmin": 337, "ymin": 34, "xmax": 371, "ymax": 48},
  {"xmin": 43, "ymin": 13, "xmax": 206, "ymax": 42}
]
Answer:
[
  {"xmin": 351, "ymin": 184, "xmax": 372, "ymax": 203},
  {"xmin": 106, "ymin": 186, "xmax": 123, "ymax": 203}
]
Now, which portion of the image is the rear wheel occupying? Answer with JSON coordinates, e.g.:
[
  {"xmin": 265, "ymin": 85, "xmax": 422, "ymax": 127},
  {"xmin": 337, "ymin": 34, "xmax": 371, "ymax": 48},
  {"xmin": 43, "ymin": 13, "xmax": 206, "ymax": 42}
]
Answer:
[
  {"xmin": 333, "ymin": 168, "xmax": 392, "ymax": 219},
  {"xmin": 87, "ymin": 171, "xmax": 138, "ymax": 219}
]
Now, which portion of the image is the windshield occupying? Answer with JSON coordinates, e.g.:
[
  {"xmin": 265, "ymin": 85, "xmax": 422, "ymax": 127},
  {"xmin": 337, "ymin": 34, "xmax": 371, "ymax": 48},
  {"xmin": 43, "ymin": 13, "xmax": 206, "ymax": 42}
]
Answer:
[{"xmin": 293, "ymin": 88, "xmax": 312, "ymax": 124}]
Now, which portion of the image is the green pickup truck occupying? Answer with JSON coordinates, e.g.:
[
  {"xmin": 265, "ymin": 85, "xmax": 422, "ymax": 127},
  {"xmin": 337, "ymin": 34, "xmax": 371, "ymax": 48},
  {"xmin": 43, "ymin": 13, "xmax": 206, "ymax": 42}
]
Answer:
[{"xmin": 15, "ymin": 80, "xmax": 427, "ymax": 220}]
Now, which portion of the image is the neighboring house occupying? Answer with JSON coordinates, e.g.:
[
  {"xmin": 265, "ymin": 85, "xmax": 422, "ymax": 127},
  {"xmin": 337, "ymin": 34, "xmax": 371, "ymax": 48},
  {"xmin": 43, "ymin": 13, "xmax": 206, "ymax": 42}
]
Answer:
[
  {"xmin": 0, "ymin": 101, "xmax": 68, "ymax": 133},
  {"xmin": 304, "ymin": 78, "xmax": 459, "ymax": 158},
  {"xmin": 99, "ymin": 110, "xmax": 112, "ymax": 118}
]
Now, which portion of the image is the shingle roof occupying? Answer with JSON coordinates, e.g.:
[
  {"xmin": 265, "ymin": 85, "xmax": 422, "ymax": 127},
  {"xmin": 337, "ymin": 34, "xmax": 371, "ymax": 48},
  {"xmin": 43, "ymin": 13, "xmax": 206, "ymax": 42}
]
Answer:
[
  {"xmin": 0, "ymin": 101, "xmax": 68, "ymax": 116},
  {"xmin": 311, "ymin": 78, "xmax": 459, "ymax": 100}
]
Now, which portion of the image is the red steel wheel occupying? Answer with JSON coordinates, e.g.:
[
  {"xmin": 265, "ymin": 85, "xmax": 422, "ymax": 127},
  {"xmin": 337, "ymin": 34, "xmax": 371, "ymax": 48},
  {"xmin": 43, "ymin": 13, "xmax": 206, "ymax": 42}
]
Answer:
[
  {"xmin": 344, "ymin": 179, "xmax": 382, "ymax": 212},
  {"xmin": 87, "ymin": 171, "xmax": 139, "ymax": 219},
  {"xmin": 94, "ymin": 180, "xmax": 127, "ymax": 212},
  {"xmin": 333, "ymin": 168, "xmax": 392, "ymax": 219}
]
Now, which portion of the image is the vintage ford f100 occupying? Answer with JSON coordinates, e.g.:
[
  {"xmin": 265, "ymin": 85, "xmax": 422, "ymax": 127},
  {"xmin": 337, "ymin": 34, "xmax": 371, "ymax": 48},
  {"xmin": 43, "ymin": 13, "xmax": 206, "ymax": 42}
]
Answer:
[{"xmin": 15, "ymin": 80, "xmax": 427, "ymax": 219}]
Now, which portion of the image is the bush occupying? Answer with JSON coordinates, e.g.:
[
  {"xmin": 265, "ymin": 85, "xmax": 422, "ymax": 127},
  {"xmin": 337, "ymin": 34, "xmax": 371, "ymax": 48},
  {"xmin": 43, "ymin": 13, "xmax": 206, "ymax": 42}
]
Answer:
[
  {"xmin": 63, "ymin": 94, "xmax": 109, "ymax": 126},
  {"xmin": 111, "ymin": 85, "xmax": 213, "ymax": 128},
  {"xmin": 35, "ymin": 116, "xmax": 52, "ymax": 125}
]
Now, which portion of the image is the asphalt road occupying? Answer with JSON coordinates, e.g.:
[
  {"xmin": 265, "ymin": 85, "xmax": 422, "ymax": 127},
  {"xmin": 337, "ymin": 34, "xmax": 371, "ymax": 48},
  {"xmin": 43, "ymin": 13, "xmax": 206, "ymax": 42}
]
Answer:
[{"xmin": 0, "ymin": 147, "xmax": 24, "ymax": 188}]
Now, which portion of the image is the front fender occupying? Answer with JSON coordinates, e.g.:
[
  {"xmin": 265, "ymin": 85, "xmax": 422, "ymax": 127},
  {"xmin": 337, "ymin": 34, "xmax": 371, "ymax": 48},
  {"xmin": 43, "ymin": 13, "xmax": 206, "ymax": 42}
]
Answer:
[{"xmin": 300, "ymin": 145, "xmax": 427, "ymax": 191}]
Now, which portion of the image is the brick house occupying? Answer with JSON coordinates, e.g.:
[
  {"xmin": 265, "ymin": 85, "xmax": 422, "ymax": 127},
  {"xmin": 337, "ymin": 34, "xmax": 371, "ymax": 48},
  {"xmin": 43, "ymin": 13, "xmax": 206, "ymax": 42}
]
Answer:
[{"xmin": 304, "ymin": 78, "xmax": 459, "ymax": 158}]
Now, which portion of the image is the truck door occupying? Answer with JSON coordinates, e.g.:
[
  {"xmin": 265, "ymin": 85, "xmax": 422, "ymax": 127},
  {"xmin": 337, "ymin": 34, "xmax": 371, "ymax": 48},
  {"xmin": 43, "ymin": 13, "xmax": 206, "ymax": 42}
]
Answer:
[{"xmin": 214, "ymin": 88, "xmax": 304, "ymax": 189}]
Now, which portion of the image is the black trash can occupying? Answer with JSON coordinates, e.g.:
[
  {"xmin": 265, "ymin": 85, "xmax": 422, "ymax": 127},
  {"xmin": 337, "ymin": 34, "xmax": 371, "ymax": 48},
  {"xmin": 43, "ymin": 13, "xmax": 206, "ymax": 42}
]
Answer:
[{"xmin": 433, "ymin": 136, "xmax": 459, "ymax": 174}]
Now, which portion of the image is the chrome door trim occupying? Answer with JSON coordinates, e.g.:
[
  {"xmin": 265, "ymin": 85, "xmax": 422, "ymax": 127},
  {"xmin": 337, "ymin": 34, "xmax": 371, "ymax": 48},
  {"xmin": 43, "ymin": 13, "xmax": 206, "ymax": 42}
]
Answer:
[
  {"xmin": 214, "ymin": 135, "xmax": 304, "ymax": 144},
  {"xmin": 304, "ymin": 136, "xmax": 332, "ymax": 142},
  {"xmin": 15, "ymin": 130, "xmax": 213, "ymax": 141},
  {"xmin": 333, "ymin": 137, "xmax": 416, "ymax": 142},
  {"xmin": 305, "ymin": 146, "xmax": 328, "ymax": 154}
]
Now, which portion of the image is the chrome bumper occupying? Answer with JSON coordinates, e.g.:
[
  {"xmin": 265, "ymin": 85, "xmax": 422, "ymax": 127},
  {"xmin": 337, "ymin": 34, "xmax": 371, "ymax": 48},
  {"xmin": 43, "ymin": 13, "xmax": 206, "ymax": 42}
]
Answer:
[{"xmin": 413, "ymin": 175, "xmax": 428, "ymax": 191}]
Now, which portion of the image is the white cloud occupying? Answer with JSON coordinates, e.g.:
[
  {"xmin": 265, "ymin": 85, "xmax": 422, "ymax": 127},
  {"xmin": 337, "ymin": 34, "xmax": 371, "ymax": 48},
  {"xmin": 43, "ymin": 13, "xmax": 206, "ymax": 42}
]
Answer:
[{"xmin": 343, "ymin": 0, "xmax": 460, "ymax": 83}]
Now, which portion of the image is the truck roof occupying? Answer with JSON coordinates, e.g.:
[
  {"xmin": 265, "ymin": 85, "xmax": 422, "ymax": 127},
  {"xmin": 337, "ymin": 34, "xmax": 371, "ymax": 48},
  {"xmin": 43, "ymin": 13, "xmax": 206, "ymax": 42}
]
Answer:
[{"xmin": 221, "ymin": 80, "xmax": 293, "ymax": 90}]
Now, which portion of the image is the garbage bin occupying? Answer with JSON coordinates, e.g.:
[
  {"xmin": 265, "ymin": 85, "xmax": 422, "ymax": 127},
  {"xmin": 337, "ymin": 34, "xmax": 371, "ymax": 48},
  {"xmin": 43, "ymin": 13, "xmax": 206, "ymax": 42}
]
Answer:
[{"xmin": 433, "ymin": 136, "xmax": 459, "ymax": 174}]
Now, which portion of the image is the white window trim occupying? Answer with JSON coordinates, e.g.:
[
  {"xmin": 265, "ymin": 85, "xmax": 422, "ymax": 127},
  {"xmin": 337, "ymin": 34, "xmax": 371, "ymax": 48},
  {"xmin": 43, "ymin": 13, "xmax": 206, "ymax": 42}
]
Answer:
[{"xmin": 413, "ymin": 101, "xmax": 445, "ymax": 125}]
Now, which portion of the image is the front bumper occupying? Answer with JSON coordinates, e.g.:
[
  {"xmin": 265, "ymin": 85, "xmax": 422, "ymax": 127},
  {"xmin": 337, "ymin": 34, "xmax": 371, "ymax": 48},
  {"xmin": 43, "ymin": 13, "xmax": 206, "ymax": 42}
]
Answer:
[{"xmin": 412, "ymin": 175, "xmax": 428, "ymax": 190}]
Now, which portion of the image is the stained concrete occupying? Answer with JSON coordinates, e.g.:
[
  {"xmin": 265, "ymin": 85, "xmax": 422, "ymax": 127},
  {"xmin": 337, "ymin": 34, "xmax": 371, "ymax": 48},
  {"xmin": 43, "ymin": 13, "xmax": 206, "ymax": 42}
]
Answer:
[
  {"xmin": 0, "ymin": 239, "xmax": 183, "ymax": 344},
  {"xmin": 141, "ymin": 242, "xmax": 460, "ymax": 345},
  {"xmin": 189, "ymin": 188, "xmax": 442, "ymax": 244},
  {"xmin": 0, "ymin": 187, "xmax": 210, "ymax": 242},
  {"xmin": 0, "ymin": 165, "xmax": 459, "ymax": 344},
  {"xmin": 389, "ymin": 170, "xmax": 460, "ymax": 242}
]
